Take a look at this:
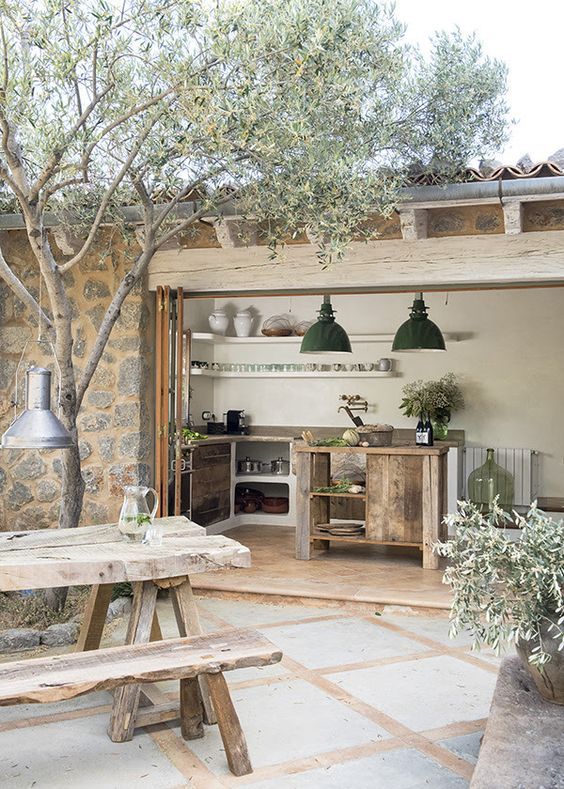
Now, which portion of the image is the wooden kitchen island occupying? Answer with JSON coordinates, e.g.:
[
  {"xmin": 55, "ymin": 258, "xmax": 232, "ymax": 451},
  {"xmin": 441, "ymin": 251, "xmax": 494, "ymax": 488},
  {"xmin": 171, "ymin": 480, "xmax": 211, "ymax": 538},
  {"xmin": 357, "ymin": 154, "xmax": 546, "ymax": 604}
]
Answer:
[{"xmin": 295, "ymin": 444, "xmax": 449, "ymax": 569}]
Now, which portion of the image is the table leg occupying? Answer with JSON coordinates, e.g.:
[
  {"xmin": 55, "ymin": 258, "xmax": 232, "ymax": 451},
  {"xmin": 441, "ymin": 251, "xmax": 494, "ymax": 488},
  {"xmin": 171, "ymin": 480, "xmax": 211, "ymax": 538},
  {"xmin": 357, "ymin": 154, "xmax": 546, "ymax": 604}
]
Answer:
[
  {"xmin": 422, "ymin": 455, "xmax": 441, "ymax": 570},
  {"xmin": 75, "ymin": 583, "xmax": 113, "ymax": 652},
  {"xmin": 170, "ymin": 578, "xmax": 216, "ymax": 725},
  {"xmin": 107, "ymin": 581, "xmax": 158, "ymax": 742},
  {"xmin": 172, "ymin": 577, "xmax": 252, "ymax": 776}
]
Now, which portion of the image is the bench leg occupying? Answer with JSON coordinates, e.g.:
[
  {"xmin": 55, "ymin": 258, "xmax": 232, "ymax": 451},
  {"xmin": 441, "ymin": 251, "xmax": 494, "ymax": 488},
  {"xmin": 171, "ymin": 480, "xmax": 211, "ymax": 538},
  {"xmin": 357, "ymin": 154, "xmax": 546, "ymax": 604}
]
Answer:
[
  {"xmin": 206, "ymin": 673, "xmax": 252, "ymax": 776},
  {"xmin": 107, "ymin": 580, "xmax": 158, "ymax": 743},
  {"xmin": 180, "ymin": 678, "xmax": 204, "ymax": 739},
  {"xmin": 171, "ymin": 579, "xmax": 216, "ymax": 725}
]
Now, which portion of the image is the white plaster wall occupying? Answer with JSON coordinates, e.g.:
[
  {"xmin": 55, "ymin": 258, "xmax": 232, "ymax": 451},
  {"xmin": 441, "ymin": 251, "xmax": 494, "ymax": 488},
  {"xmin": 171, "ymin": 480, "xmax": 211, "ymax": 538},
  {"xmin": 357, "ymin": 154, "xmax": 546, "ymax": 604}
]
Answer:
[{"xmin": 186, "ymin": 289, "xmax": 564, "ymax": 496}]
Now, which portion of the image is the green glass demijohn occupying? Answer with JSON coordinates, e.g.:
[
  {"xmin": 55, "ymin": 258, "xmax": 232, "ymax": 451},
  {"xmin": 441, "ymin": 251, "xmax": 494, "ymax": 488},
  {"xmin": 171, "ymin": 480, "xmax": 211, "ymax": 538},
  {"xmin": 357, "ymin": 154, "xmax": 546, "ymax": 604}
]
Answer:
[
  {"xmin": 468, "ymin": 448, "xmax": 514, "ymax": 512},
  {"xmin": 392, "ymin": 293, "xmax": 446, "ymax": 352},
  {"xmin": 300, "ymin": 295, "xmax": 352, "ymax": 354}
]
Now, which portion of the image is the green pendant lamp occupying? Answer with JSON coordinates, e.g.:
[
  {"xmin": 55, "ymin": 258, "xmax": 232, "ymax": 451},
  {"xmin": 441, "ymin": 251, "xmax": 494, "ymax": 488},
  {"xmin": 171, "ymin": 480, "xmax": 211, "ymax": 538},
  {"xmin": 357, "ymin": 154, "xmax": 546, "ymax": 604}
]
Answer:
[
  {"xmin": 300, "ymin": 295, "xmax": 352, "ymax": 354},
  {"xmin": 392, "ymin": 293, "xmax": 446, "ymax": 352}
]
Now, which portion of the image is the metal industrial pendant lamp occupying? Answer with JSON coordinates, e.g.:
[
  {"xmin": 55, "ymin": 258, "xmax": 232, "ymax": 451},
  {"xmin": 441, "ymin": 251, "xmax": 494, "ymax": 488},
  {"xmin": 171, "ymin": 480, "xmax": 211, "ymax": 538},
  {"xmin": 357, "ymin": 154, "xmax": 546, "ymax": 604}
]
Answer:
[
  {"xmin": 1, "ymin": 365, "xmax": 73, "ymax": 449},
  {"xmin": 1, "ymin": 275, "xmax": 73, "ymax": 450},
  {"xmin": 392, "ymin": 292, "xmax": 446, "ymax": 352},
  {"xmin": 300, "ymin": 295, "xmax": 352, "ymax": 354}
]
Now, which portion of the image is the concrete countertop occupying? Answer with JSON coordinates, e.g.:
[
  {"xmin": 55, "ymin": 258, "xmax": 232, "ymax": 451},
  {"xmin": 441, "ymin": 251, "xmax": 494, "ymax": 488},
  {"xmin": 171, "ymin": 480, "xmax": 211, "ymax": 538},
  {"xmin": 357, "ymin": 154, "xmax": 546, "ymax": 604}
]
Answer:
[{"xmin": 183, "ymin": 425, "xmax": 465, "ymax": 448}]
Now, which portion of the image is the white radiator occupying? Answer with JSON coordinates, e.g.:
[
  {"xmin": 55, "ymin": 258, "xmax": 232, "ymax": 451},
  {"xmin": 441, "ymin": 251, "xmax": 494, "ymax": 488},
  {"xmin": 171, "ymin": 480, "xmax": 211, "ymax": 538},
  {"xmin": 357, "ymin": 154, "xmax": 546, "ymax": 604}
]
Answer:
[{"xmin": 462, "ymin": 447, "xmax": 540, "ymax": 507}]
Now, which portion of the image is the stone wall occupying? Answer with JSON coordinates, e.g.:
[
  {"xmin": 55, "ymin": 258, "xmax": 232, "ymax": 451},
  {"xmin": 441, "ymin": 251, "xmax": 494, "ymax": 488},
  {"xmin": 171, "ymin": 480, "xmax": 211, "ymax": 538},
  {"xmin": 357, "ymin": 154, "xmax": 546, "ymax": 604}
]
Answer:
[{"xmin": 0, "ymin": 229, "xmax": 154, "ymax": 531}]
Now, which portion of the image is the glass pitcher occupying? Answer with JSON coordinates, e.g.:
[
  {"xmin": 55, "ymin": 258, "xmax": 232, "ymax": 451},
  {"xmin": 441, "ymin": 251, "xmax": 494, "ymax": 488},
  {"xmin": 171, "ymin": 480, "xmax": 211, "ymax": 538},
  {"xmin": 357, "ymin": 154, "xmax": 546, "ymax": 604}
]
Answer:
[{"xmin": 118, "ymin": 485, "xmax": 159, "ymax": 542}]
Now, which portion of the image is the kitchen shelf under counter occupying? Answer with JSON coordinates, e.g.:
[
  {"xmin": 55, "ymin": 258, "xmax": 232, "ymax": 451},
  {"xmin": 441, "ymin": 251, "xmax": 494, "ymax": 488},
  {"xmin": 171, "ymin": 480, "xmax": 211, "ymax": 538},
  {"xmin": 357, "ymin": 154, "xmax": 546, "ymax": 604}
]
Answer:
[{"xmin": 295, "ymin": 443, "xmax": 449, "ymax": 569}]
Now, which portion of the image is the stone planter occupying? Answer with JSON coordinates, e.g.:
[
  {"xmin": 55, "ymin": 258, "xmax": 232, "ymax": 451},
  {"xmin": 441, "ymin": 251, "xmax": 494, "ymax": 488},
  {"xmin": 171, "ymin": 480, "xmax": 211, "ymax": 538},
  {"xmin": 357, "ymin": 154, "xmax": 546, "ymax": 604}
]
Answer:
[{"xmin": 516, "ymin": 616, "xmax": 564, "ymax": 705}]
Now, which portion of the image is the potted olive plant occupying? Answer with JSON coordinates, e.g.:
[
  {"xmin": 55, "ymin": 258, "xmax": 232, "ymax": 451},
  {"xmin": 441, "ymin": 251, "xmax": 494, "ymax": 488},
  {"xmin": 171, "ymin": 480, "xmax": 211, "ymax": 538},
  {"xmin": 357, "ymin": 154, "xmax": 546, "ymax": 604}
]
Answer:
[{"xmin": 436, "ymin": 500, "xmax": 563, "ymax": 704}]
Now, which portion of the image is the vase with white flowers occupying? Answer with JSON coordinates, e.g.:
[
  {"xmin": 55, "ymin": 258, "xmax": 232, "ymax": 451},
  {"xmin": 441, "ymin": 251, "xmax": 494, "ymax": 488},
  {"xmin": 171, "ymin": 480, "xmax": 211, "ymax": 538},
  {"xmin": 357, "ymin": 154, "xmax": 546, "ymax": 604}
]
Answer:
[{"xmin": 399, "ymin": 372, "xmax": 464, "ymax": 440}]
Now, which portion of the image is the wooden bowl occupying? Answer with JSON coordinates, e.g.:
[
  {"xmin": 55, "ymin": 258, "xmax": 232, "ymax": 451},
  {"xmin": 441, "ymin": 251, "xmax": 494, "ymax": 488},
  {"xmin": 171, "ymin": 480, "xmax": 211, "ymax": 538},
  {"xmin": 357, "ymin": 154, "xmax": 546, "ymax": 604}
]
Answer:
[
  {"xmin": 261, "ymin": 328, "xmax": 293, "ymax": 337},
  {"xmin": 262, "ymin": 496, "xmax": 289, "ymax": 514}
]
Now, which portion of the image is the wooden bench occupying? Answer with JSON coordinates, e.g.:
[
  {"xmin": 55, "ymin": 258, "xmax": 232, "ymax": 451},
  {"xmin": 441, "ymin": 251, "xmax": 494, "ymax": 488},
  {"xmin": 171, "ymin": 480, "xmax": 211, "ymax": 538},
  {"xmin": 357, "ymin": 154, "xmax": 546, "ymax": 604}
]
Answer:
[{"xmin": 0, "ymin": 627, "xmax": 282, "ymax": 777}]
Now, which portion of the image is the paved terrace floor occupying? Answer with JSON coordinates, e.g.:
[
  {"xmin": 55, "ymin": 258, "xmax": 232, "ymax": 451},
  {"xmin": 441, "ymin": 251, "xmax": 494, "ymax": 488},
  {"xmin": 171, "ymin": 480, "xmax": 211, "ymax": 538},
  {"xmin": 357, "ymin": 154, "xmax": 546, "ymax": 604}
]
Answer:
[
  {"xmin": 193, "ymin": 525, "xmax": 452, "ymax": 610},
  {"xmin": 0, "ymin": 594, "xmax": 502, "ymax": 788}
]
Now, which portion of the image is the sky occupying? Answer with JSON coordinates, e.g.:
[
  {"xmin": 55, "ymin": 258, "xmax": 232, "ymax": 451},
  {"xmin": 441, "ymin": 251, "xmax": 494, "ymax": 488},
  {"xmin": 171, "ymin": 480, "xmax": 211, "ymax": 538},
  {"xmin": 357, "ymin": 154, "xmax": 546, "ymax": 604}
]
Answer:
[{"xmin": 393, "ymin": 0, "xmax": 563, "ymax": 165}]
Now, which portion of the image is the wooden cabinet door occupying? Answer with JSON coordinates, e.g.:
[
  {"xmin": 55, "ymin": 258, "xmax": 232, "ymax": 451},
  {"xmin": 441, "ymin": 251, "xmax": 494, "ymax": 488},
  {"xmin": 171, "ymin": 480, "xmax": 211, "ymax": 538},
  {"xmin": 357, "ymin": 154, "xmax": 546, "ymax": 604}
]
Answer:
[
  {"xmin": 365, "ymin": 454, "xmax": 424, "ymax": 544},
  {"xmin": 191, "ymin": 443, "xmax": 232, "ymax": 527}
]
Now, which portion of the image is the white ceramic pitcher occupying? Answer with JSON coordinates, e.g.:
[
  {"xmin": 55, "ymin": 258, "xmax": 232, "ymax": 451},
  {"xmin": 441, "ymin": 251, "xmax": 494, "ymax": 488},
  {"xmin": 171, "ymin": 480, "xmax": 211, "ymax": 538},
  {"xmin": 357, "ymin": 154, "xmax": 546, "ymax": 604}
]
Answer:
[{"xmin": 118, "ymin": 485, "xmax": 159, "ymax": 542}]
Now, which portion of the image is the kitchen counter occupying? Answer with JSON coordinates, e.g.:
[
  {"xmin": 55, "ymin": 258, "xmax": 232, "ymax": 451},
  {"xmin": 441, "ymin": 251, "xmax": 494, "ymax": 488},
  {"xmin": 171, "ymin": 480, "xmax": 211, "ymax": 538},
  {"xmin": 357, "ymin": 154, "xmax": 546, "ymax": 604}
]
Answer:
[{"xmin": 295, "ymin": 442, "xmax": 449, "ymax": 569}]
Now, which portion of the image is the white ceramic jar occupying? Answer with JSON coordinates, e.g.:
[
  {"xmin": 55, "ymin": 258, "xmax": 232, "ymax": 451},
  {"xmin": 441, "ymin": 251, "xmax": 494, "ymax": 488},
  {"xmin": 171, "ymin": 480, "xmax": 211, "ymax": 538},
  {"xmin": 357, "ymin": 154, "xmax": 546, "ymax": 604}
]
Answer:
[
  {"xmin": 208, "ymin": 309, "xmax": 229, "ymax": 335},
  {"xmin": 234, "ymin": 309, "xmax": 253, "ymax": 337}
]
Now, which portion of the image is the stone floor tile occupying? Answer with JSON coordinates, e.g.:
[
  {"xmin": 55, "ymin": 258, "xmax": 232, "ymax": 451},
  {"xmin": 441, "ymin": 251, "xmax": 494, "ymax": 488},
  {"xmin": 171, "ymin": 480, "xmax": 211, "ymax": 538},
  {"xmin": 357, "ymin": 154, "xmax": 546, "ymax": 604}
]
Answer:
[
  {"xmin": 0, "ymin": 690, "xmax": 112, "ymax": 724},
  {"xmin": 197, "ymin": 597, "xmax": 334, "ymax": 627},
  {"xmin": 259, "ymin": 617, "xmax": 429, "ymax": 669},
  {"xmin": 327, "ymin": 654, "xmax": 497, "ymax": 731},
  {"xmin": 0, "ymin": 713, "xmax": 188, "ymax": 788},
  {"xmin": 438, "ymin": 731, "xmax": 484, "ymax": 765},
  {"xmin": 243, "ymin": 747, "xmax": 468, "ymax": 788},
  {"xmin": 381, "ymin": 613, "xmax": 473, "ymax": 648},
  {"xmin": 177, "ymin": 678, "xmax": 390, "ymax": 775}
]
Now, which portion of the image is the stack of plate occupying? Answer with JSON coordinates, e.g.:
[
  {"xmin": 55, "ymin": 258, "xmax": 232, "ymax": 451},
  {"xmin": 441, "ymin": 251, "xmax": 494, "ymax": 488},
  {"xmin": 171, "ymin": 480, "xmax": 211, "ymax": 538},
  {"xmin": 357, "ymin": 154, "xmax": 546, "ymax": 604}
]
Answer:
[{"xmin": 317, "ymin": 522, "xmax": 365, "ymax": 537}]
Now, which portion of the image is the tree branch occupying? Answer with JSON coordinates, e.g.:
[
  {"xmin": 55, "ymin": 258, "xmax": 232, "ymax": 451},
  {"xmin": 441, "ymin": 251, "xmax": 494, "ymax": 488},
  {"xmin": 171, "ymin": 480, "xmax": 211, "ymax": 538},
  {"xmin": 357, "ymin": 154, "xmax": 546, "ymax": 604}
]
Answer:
[{"xmin": 0, "ymin": 242, "xmax": 53, "ymax": 329}]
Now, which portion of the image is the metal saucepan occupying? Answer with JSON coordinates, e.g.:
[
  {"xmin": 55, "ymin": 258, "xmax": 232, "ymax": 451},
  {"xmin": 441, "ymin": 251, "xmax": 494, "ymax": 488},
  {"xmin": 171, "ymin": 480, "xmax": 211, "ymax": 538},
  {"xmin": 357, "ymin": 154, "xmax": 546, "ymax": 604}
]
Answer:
[
  {"xmin": 271, "ymin": 457, "xmax": 290, "ymax": 475},
  {"xmin": 237, "ymin": 457, "xmax": 261, "ymax": 474}
]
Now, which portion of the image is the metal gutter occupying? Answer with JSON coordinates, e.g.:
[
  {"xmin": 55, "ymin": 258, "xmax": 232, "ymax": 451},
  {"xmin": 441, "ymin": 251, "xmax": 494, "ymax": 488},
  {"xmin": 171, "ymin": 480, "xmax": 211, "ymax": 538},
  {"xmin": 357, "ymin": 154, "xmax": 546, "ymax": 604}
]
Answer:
[{"xmin": 2, "ymin": 176, "xmax": 564, "ymax": 230}]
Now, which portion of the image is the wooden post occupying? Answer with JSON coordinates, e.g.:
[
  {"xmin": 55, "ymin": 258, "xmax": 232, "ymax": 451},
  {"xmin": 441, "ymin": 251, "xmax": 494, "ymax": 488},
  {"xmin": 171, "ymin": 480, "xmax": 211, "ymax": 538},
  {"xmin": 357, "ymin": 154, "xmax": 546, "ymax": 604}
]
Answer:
[
  {"xmin": 174, "ymin": 287, "xmax": 184, "ymax": 516},
  {"xmin": 422, "ymin": 454, "xmax": 441, "ymax": 569},
  {"xmin": 180, "ymin": 677, "xmax": 204, "ymax": 740},
  {"xmin": 206, "ymin": 672, "xmax": 252, "ymax": 776},
  {"xmin": 295, "ymin": 450, "xmax": 312, "ymax": 560},
  {"xmin": 107, "ymin": 581, "xmax": 158, "ymax": 742},
  {"xmin": 170, "ymin": 577, "xmax": 216, "ymax": 725}
]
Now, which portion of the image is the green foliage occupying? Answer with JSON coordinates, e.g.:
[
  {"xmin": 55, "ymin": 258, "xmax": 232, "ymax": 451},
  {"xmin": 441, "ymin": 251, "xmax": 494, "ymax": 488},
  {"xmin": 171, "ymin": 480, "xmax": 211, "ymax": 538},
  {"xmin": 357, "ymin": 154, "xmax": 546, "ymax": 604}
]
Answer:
[
  {"xmin": 0, "ymin": 0, "xmax": 510, "ymax": 262},
  {"xmin": 436, "ymin": 500, "xmax": 564, "ymax": 666},
  {"xmin": 400, "ymin": 372, "xmax": 464, "ymax": 421}
]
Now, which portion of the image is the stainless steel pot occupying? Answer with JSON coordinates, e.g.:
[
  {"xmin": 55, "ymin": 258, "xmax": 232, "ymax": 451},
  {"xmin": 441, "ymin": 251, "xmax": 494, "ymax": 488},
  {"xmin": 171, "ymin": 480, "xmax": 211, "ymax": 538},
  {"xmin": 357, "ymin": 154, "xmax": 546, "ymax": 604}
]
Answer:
[
  {"xmin": 271, "ymin": 457, "xmax": 290, "ymax": 475},
  {"xmin": 238, "ymin": 457, "xmax": 261, "ymax": 474}
]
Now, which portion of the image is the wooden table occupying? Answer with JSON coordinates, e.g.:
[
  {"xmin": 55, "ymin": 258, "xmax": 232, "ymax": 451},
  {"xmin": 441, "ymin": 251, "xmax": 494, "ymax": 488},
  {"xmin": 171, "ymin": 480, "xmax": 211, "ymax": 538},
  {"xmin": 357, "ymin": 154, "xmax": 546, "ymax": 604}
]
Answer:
[
  {"xmin": 295, "ymin": 444, "xmax": 449, "ymax": 569},
  {"xmin": 0, "ymin": 516, "xmax": 251, "ymax": 741}
]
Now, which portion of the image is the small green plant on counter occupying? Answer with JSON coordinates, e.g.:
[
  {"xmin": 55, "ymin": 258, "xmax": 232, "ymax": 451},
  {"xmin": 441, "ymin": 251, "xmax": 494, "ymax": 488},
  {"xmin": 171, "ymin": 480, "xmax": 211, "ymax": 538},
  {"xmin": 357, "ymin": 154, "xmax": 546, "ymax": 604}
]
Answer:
[
  {"xmin": 400, "ymin": 372, "xmax": 464, "ymax": 423},
  {"xmin": 181, "ymin": 427, "xmax": 208, "ymax": 442},
  {"xmin": 123, "ymin": 513, "xmax": 152, "ymax": 527},
  {"xmin": 435, "ymin": 499, "xmax": 564, "ymax": 667}
]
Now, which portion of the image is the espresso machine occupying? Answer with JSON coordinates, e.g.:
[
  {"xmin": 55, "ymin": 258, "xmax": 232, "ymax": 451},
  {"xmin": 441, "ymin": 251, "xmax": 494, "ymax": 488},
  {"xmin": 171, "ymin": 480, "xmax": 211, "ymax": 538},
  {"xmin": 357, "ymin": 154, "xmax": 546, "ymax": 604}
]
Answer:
[{"xmin": 226, "ymin": 409, "xmax": 247, "ymax": 435}]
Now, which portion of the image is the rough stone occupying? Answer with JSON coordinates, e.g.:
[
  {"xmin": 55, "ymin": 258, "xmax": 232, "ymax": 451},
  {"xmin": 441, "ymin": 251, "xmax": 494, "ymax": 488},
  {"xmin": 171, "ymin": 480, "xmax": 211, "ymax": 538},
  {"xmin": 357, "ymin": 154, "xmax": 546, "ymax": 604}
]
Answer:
[
  {"xmin": 91, "ymin": 366, "xmax": 116, "ymax": 389},
  {"xmin": 6, "ymin": 482, "xmax": 33, "ymax": 510},
  {"xmin": 4, "ymin": 449, "xmax": 22, "ymax": 466},
  {"xmin": 13, "ymin": 454, "xmax": 46, "ymax": 480},
  {"xmin": 52, "ymin": 458, "xmax": 62, "ymax": 478},
  {"xmin": 80, "ymin": 413, "xmax": 111, "ymax": 432},
  {"xmin": 36, "ymin": 479, "xmax": 59, "ymax": 502},
  {"xmin": 101, "ymin": 351, "xmax": 115, "ymax": 365},
  {"xmin": 108, "ymin": 463, "xmax": 150, "ymax": 497},
  {"xmin": 86, "ymin": 305, "xmax": 106, "ymax": 330},
  {"xmin": 0, "ymin": 281, "xmax": 13, "ymax": 322},
  {"xmin": 81, "ymin": 499, "xmax": 110, "ymax": 525},
  {"xmin": 78, "ymin": 440, "xmax": 92, "ymax": 460},
  {"xmin": 108, "ymin": 335, "xmax": 142, "ymax": 352},
  {"xmin": 86, "ymin": 390, "xmax": 115, "ymax": 409},
  {"xmin": 470, "ymin": 657, "xmax": 564, "ymax": 789},
  {"xmin": 81, "ymin": 465, "xmax": 104, "ymax": 494},
  {"xmin": 79, "ymin": 253, "xmax": 109, "ymax": 272},
  {"xmin": 0, "ymin": 358, "xmax": 18, "ymax": 391},
  {"xmin": 0, "ymin": 467, "xmax": 6, "ymax": 494},
  {"xmin": 114, "ymin": 402, "xmax": 141, "ymax": 428},
  {"xmin": 98, "ymin": 436, "xmax": 115, "ymax": 462},
  {"xmin": 475, "ymin": 213, "xmax": 502, "ymax": 233},
  {"xmin": 117, "ymin": 301, "xmax": 149, "ymax": 331},
  {"xmin": 83, "ymin": 279, "xmax": 111, "ymax": 300},
  {"xmin": 106, "ymin": 596, "xmax": 133, "ymax": 622},
  {"xmin": 118, "ymin": 357, "xmax": 147, "ymax": 396},
  {"xmin": 0, "ymin": 326, "xmax": 31, "ymax": 354},
  {"xmin": 73, "ymin": 328, "xmax": 86, "ymax": 359},
  {"xmin": 0, "ymin": 628, "xmax": 41, "ymax": 651},
  {"xmin": 429, "ymin": 211, "xmax": 464, "ymax": 234},
  {"xmin": 40, "ymin": 622, "xmax": 80, "ymax": 647},
  {"xmin": 119, "ymin": 432, "xmax": 150, "ymax": 460},
  {"xmin": 14, "ymin": 504, "xmax": 59, "ymax": 531}
]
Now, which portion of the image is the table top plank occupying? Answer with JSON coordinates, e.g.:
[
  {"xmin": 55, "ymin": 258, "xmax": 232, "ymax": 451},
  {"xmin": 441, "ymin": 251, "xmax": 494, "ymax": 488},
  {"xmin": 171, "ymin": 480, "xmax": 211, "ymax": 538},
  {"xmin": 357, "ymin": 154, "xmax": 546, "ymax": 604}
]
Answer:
[{"xmin": 0, "ymin": 518, "xmax": 250, "ymax": 591}]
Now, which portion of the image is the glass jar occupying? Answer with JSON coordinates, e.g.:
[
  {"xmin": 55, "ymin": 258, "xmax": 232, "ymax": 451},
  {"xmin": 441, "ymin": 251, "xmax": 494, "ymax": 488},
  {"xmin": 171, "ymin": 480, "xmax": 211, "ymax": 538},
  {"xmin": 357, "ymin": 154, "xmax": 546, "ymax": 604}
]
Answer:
[{"xmin": 468, "ymin": 448, "xmax": 514, "ymax": 512}]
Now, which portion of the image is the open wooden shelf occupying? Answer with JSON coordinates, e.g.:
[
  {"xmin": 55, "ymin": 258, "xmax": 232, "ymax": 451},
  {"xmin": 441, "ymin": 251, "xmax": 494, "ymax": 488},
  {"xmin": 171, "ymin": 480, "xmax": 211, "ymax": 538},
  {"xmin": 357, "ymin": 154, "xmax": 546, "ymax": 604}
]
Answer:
[
  {"xmin": 310, "ymin": 492, "xmax": 366, "ymax": 499},
  {"xmin": 310, "ymin": 530, "xmax": 422, "ymax": 548}
]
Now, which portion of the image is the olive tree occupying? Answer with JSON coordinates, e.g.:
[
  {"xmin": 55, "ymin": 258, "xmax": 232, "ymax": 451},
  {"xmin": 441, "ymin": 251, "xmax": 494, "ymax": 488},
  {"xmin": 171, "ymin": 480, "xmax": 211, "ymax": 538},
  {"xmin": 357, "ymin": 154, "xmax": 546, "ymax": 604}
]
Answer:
[{"xmin": 0, "ymin": 0, "xmax": 508, "ymax": 567}]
